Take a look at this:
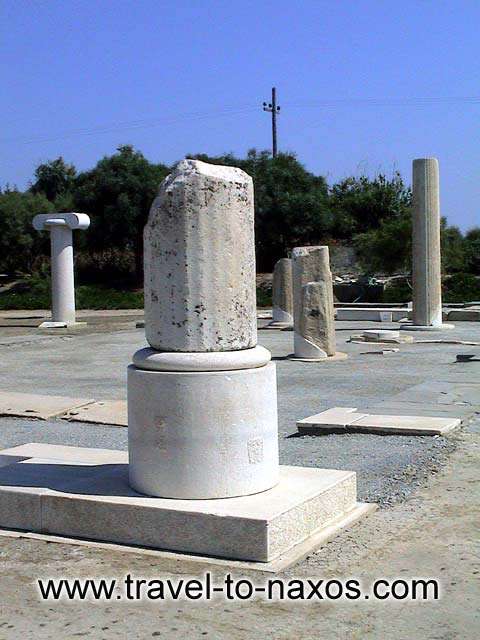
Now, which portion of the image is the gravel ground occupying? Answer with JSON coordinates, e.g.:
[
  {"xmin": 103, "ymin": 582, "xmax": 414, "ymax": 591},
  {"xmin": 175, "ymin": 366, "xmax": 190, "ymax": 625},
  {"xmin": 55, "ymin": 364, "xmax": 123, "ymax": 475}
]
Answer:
[{"xmin": 0, "ymin": 416, "xmax": 458, "ymax": 507}]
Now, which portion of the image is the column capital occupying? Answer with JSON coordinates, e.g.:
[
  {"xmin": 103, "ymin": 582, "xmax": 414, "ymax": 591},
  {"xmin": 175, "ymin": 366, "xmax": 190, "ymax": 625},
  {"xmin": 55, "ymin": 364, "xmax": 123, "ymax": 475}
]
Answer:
[{"xmin": 33, "ymin": 212, "xmax": 90, "ymax": 232}]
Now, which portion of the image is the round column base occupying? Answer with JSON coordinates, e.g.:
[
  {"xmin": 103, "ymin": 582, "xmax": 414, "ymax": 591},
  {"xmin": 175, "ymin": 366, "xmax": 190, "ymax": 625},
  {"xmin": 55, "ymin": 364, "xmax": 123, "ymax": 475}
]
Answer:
[
  {"xmin": 132, "ymin": 345, "xmax": 270, "ymax": 372},
  {"xmin": 288, "ymin": 351, "xmax": 348, "ymax": 363},
  {"xmin": 265, "ymin": 321, "xmax": 294, "ymax": 330},
  {"xmin": 127, "ymin": 362, "xmax": 279, "ymax": 499}
]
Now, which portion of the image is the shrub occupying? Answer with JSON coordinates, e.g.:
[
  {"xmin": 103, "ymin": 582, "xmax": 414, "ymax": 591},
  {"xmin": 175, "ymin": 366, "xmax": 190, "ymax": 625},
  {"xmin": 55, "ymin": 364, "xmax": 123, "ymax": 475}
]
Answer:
[{"xmin": 442, "ymin": 273, "xmax": 480, "ymax": 303}]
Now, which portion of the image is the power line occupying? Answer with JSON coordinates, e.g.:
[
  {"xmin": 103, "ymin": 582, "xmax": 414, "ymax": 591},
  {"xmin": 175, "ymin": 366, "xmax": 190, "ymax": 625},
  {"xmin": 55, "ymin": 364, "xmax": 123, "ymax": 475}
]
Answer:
[
  {"xmin": 2, "ymin": 95, "xmax": 479, "ymax": 147},
  {"xmin": 0, "ymin": 105, "xmax": 259, "ymax": 145},
  {"xmin": 285, "ymin": 96, "xmax": 480, "ymax": 108}
]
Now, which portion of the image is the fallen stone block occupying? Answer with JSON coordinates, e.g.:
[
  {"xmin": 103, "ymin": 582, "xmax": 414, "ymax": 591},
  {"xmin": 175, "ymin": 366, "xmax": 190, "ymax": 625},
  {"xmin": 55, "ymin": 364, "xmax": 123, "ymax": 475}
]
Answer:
[
  {"xmin": 446, "ymin": 309, "xmax": 480, "ymax": 322},
  {"xmin": 360, "ymin": 348, "xmax": 399, "ymax": 355},
  {"xmin": 297, "ymin": 407, "xmax": 366, "ymax": 430},
  {"xmin": 348, "ymin": 330, "xmax": 414, "ymax": 344},
  {"xmin": 64, "ymin": 400, "xmax": 127, "ymax": 427},
  {"xmin": 297, "ymin": 407, "xmax": 460, "ymax": 435},
  {"xmin": 0, "ymin": 391, "xmax": 94, "ymax": 420},
  {"xmin": 336, "ymin": 308, "xmax": 409, "ymax": 322}
]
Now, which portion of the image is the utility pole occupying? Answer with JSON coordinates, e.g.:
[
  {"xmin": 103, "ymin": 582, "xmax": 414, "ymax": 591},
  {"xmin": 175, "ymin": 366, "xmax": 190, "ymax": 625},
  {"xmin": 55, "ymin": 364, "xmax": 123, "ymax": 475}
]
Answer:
[{"xmin": 263, "ymin": 87, "xmax": 281, "ymax": 157}]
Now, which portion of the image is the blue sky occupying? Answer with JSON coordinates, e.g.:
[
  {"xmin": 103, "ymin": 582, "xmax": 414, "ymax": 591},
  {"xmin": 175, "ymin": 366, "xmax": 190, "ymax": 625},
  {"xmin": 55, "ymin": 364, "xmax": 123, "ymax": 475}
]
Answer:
[{"xmin": 1, "ymin": 0, "xmax": 479, "ymax": 230}]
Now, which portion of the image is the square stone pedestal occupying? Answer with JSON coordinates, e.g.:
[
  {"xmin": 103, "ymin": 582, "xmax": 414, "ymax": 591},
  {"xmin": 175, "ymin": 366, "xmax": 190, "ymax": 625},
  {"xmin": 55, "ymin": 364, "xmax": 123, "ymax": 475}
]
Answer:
[{"xmin": 0, "ymin": 443, "xmax": 374, "ymax": 567}]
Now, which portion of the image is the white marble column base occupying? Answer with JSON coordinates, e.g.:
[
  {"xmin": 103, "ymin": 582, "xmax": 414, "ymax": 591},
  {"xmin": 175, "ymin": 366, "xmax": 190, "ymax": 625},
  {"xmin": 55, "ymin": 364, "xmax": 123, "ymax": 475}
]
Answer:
[
  {"xmin": 128, "ymin": 362, "xmax": 279, "ymax": 499},
  {"xmin": 290, "ymin": 332, "xmax": 348, "ymax": 362}
]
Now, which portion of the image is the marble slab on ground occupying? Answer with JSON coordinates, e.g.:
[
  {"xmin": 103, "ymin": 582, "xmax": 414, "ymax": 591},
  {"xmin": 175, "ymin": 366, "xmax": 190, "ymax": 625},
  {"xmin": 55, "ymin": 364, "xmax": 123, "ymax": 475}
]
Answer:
[
  {"xmin": 0, "ymin": 443, "xmax": 373, "ymax": 567},
  {"xmin": 64, "ymin": 400, "xmax": 127, "ymax": 427},
  {"xmin": 297, "ymin": 407, "xmax": 460, "ymax": 436},
  {"xmin": 0, "ymin": 391, "xmax": 94, "ymax": 420},
  {"xmin": 336, "ymin": 308, "xmax": 409, "ymax": 322},
  {"xmin": 366, "ymin": 400, "xmax": 476, "ymax": 418},
  {"xmin": 298, "ymin": 407, "xmax": 367, "ymax": 428}
]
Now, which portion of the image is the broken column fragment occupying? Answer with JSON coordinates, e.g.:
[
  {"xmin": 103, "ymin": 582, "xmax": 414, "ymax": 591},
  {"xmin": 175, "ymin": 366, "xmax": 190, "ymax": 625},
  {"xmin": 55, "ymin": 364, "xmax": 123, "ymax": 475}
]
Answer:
[
  {"xmin": 292, "ymin": 246, "xmax": 346, "ymax": 361},
  {"xmin": 269, "ymin": 257, "xmax": 293, "ymax": 328},
  {"xmin": 128, "ymin": 159, "xmax": 279, "ymax": 499}
]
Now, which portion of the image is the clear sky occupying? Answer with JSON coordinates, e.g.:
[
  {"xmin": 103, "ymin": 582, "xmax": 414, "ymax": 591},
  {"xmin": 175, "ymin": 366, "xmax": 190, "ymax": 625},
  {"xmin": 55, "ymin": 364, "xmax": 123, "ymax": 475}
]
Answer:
[{"xmin": 1, "ymin": 0, "xmax": 479, "ymax": 231}]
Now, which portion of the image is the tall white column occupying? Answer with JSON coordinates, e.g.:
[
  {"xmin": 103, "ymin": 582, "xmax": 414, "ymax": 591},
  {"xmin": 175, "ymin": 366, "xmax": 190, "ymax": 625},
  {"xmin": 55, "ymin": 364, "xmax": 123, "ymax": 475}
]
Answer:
[
  {"xmin": 128, "ymin": 159, "xmax": 279, "ymax": 499},
  {"xmin": 402, "ymin": 158, "xmax": 453, "ymax": 331},
  {"xmin": 33, "ymin": 213, "xmax": 90, "ymax": 328}
]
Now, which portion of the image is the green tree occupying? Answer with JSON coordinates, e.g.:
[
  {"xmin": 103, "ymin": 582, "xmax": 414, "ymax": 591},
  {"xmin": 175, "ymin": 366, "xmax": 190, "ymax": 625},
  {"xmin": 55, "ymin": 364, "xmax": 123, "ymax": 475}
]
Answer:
[
  {"xmin": 189, "ymin": 149, "xmax": 331, "ymax": 269},
  {"xmin": 464, "ymin": 227, "xmax": 480, "ymax": 275},
  {"xmin": 74, "ymin": 145, "xmax": 169, "ymax": 280},
  {"xmin": 0, "ymin": 188, "xmax": 54, "ymax": 273},
  {"xmin": 31, "ymin": 157, "xmax": 77, "ymax": 206},
  {"xmin": 330, "ymin": 172, "xmax": 412, "ymax": 239},
  {"xmin": 354, "ymin": 213, "xmax": 411, "ymax": 274},
  {"xmin": 441, "ymin": 221, "xmax": 466, "ymax": 273}
]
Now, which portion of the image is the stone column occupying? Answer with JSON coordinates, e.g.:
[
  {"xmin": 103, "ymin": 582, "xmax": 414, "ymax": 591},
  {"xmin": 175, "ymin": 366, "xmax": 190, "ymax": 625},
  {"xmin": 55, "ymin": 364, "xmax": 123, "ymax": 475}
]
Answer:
[
  {"xmin": 128, "ymin": 159, "xmax": 279, "ymax": 499},
  {"xmin": 292, "ymin": 246, "xmax": 345, "ymax": 361},
  {"xmin": 269, "ymin": 258, "xmax": 293, "ymax": 327},
  {"xmin": 402, "ymin": 158, "xmax": 452, "ymax": 331},
  {"xmin": 32, "ymin": 213, "xmax": 90, "ymax": 328}
]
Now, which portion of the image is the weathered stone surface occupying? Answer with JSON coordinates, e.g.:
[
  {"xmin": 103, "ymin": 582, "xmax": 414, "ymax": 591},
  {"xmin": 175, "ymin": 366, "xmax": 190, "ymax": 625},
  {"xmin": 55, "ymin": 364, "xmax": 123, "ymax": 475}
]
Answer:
[
  {"xmin": 132, "ymin": 159, "xmax": 280, "ymax": 500},
  {"xmin": 292, "ymin": 246, "xmax": 336, "ymax": 358},
  {"xmin": 144, "ymin": 159, "xmax": 257, "ymax": 352},
  {"xmin": 411, "ymin": 158, "xmax": 443, "ymax": 327},
  {"xmin": 0, "ymin": 443, "xmax": 368, "ymax": 564},
  {"xmin": 271, "ymin": 258, "xmax": 293, "ymax": 325},
  {"xmin": 64, "ymin": 400, "xmax": 127, "ymax": 427},
  {"xmin": 0, "ymin": 391, "xmax": 94, "ymax": 420}
]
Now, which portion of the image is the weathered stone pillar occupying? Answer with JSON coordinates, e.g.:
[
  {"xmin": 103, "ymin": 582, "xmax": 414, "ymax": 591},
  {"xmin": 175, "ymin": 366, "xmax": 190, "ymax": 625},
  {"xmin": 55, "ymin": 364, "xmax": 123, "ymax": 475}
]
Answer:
[
  {"xmin": 32, "ymin": 213, "xmax": 90, "ymax": 328},
  {"xmin": 128, "ymin": 159, "xmax": 279, "ymax": 499},
  {"xmin": 292, "ymin": 246, "xmax": 346, "ymax": 361},
  {"xmin": 402, "ymin": 158, "xmax": 453, "ymax": 331},
  {"xmin": 269, "ymin": 258, "xmax": 293, "ymax": 327}
]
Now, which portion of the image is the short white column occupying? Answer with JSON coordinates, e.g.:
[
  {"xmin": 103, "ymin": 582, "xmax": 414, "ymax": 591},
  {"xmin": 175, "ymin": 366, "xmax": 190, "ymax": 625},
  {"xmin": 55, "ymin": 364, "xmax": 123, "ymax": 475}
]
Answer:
[
  {"xmin": 48, "ymin": 221, "xmax": 75, "ymax": 324},
  {"xmin": 32, "ymin": 212, "xmax": 90, "ymax": 328}
]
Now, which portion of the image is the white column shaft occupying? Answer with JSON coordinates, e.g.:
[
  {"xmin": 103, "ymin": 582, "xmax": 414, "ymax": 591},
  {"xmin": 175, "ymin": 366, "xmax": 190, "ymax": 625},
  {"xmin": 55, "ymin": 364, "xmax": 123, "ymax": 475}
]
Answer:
[
  {"xmin": 412, "ymin": 158, "xmax": 442, "ymax": 327},
  {"xmin": 50, "ymin": 225, "xmax": 76, "ymax": 324}
]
